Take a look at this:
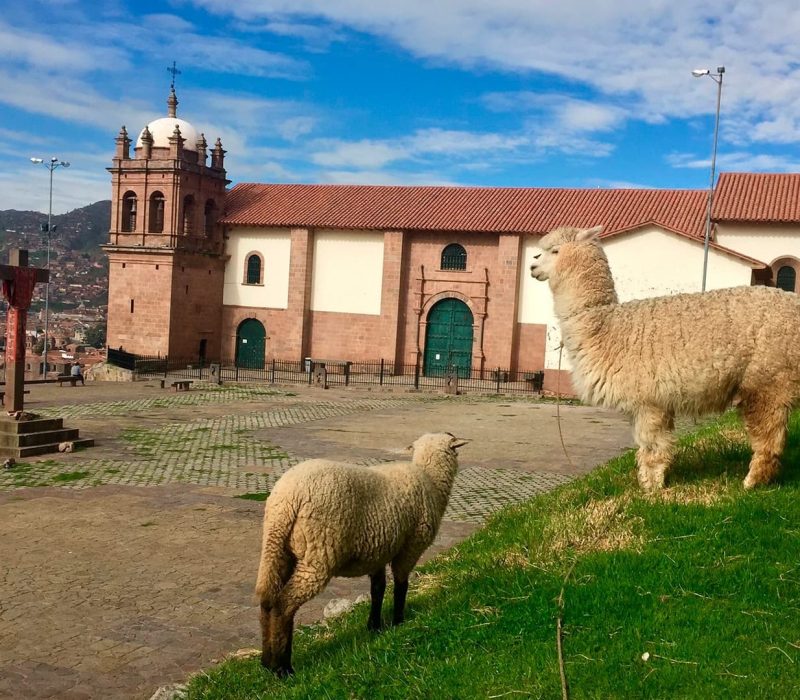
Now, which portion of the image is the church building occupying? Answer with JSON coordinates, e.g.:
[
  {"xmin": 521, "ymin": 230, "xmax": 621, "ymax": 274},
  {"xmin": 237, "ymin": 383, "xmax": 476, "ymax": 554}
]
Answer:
[{"xmin": 104, "ymin": 90, "xmax": 800, "ymax": 391}]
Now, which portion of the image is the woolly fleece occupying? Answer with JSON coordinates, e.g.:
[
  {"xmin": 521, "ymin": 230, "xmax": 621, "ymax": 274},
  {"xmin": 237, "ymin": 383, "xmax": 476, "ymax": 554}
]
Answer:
[{"xmin": 531, "ymin": 225, "xmax": 800, "ymax": 490}]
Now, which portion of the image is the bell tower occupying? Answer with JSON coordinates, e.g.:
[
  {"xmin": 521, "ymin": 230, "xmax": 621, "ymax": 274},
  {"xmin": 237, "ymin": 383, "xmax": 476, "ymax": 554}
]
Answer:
[{"xmin": 104, "ymin": 81, "xmax": 229, "ymax": 362}]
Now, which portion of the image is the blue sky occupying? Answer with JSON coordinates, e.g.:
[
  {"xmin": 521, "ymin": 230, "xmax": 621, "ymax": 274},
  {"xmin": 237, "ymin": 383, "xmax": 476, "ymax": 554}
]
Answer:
[{"xmin": 3, "ymin": 0, "xmax": 800, "ymax": 214}]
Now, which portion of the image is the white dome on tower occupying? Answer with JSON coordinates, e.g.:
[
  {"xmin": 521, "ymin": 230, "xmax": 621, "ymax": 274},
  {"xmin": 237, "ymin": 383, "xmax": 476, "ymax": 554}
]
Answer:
[{"xmin": 136, "ymin": 117, "xmax": 198, "ymax": 152}]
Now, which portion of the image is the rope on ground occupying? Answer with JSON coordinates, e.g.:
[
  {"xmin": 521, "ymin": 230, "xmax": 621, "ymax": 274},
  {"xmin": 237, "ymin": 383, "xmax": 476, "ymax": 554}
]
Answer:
[
  {"xmin": 554, "ymin": 340, "xmax": 576, "ymax": 700},
  {"xmin": 556, "ymin": 556, "xmax": 579, "ymax": 700},
  {"xmin": 555, "ymin": 343, "xmax": 575, "ymax": 471}
]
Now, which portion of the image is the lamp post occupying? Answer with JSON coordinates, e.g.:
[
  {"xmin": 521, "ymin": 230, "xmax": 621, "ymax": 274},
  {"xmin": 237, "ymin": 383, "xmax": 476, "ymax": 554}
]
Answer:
[
  {"xmin": 692, "ymin": 66, "xmax": 725, "ymax": 292},
  {"xmin": 29, "ymin": 156, "xmax": 70, "ymax": 376}
]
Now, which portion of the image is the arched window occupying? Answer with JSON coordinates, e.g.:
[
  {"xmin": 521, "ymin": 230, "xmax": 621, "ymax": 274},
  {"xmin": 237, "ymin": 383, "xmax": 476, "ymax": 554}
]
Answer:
[
  {"xmin": 777, "ymin": 265, "xmax": 796, "ymax": 292},
  {"xmin": 204, "ymin": 199, "xmax": 216, "ymax": 236},
  {"xmin": 149, "ymin": 191, "xmax": 165, "ymax": 233},
  {"xmin": 182, "ymin": 195, "xmax": 195, "ymax": 235},
  {"xmin": 441, "ymin": 243, "xmax": 467, "ymax": 270},
  {"xmin": 245, "ymin": 253, "xmax": 263, "ymax": 285},
  {"xmin": 121, "ymin": 191, "xmax": 137, "ymax": 232}
]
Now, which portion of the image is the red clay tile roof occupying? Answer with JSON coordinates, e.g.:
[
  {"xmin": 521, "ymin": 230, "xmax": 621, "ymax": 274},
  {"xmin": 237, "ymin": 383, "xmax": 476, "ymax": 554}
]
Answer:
[
  {"xmin": 714, "ymin": 172, "xmax": 800, "ymax": 223},
  {"xmin": 221, "ymin": 183, "xmax": 708, "ymax": 238}
]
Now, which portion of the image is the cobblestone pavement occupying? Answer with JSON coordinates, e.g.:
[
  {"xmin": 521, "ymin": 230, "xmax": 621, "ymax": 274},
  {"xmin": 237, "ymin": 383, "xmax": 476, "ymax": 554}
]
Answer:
[{"xmin": 0, "ymin": 382, "xmax": 633, "ymax": 699}]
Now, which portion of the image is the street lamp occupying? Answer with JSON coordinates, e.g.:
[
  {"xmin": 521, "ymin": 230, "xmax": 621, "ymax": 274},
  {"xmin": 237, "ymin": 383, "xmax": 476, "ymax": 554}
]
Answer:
[
  {"xmin": 30, "ymin": 156, "xmax": 70, "ymax": 376},
  {"xmin": 692, "ymin": 66, "xmax": 725, "ymax": 292}
]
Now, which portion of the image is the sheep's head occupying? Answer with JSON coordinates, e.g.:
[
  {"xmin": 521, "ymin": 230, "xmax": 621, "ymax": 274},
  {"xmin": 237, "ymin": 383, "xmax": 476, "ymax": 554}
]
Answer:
[
  {"xmin": 530, "ymin": 225, "xmax": 604, "ymax": 283},
  {"xmin": 409, "ymin": 433, "xmax": 468, "ymax": 466}
]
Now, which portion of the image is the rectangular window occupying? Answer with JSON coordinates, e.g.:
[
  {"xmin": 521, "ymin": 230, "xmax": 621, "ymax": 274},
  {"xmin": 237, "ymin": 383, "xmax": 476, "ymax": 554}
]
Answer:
[{"xmin": 130, "ymin": 299, "xmax": 134, "ymax": 313}]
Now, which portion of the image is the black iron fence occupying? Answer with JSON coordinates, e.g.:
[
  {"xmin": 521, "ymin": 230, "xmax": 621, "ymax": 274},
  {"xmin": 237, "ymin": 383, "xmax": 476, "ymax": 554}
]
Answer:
[{"xmin": 110, "ymin": 351, "xmax": 546, "ymax": 396}]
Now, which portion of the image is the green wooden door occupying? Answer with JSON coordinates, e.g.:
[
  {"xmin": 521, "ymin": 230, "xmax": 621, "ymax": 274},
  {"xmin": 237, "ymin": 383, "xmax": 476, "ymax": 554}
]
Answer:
[
  {"xmin": 424, "ymin": 298, "xmax": 474, "ymax": 377},
  {"xmin": 235, "ymin": 319, "xmax": 266, "ymax": 368}
]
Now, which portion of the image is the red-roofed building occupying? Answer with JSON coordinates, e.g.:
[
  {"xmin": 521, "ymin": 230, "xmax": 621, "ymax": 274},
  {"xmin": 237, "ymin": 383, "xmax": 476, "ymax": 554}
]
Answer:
[{"xmin": 104, "ymin": 92, "xmax": 798, "ymax": 391}]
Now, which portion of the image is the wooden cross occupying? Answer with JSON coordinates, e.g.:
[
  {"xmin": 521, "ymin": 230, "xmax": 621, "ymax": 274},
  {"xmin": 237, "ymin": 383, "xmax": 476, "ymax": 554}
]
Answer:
[{"xmin": 1, "ymin": 250, "xmax": 48, "ymax": 413}]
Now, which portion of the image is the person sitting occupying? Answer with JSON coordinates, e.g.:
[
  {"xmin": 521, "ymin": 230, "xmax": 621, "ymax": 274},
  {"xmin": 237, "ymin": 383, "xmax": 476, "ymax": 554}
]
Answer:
[{"xmin": 70, "ymin": 363, "xmax": 85, "ymax": 385}]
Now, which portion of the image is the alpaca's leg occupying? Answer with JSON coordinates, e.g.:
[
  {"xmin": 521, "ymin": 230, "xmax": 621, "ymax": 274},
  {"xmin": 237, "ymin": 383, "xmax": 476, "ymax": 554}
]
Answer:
[
  {"xmin": 368, "ymin": 567, "xmax": 386, "ymax": 631},
  {"xmin": 740, "ymin": 397, "xmax": 788, "ymax": 489},
  {"xmin": 633, "ymin": 407, "xmax": 675, "ymax": 491},
  {"xmin": 269, "ymin": 562, "xmax": 330, "ymax": 677}
]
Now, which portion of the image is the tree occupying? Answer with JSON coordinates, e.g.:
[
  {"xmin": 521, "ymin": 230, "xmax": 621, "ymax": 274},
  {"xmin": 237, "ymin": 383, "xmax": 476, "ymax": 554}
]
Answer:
[{"xmin": 84, "ymin": 323, "xmax": 106, "ymax": 349}]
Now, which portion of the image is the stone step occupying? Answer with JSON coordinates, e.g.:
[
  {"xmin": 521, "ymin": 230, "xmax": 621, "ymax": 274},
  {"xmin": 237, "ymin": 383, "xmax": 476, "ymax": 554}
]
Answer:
[
  {"xmin": 0, "ymin": 417, "xmax": 65, "ymax": 434},
  {"xmin": 0, "ymin": 437, "xmax": 95, "ymax": 459},
  {"xmin": 0, "ymin": 427, "xmax": 81, "ymax": 448}
]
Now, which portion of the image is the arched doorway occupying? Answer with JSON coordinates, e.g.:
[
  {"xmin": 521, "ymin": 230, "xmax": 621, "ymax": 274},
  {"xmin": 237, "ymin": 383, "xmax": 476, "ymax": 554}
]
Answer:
[
  {"xmin": 235, "ymin": 319, "xmax": 266, "ymax": 368},
  {"xmin": 424, "ymin": 298, "xmax": 474, "ymax": 377}
]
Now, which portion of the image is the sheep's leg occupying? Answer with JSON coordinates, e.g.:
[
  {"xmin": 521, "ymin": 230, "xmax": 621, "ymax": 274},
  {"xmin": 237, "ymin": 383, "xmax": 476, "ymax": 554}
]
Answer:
[
  {"xmin": 390, "ymin": 553, "xmax": 421, "ymax": 626},
  {"xmin": 392, "ymin": 577, "xmax": 409, "ymax": 626},
  {"xmin": 633, "ymin": 407, "xmax": 675, "ymax": 491},
  {"xmin": 259, "ymin": 603, "xmax": 274, "ymax": 669},
  {"xmin": 367, "ymin": 567, "xmax": 386, "ymax": 631},
  {"xmin": 740, "ymin": 396, "xmax": 788, "ymax": 489},
  {"xmin": 268, "ymin": 563, "xmax": 330, "ymax": 677}
]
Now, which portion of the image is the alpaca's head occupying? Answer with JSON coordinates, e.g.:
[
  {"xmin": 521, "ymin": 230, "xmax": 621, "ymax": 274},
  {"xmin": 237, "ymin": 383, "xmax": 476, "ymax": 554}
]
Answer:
[
  {"xmin": 530, "ymin": 225, "xmax": 617, "ymax": 313},
  {"xmin": 530, "ymin": 225, "xmax": 604, "ymax": 282}
]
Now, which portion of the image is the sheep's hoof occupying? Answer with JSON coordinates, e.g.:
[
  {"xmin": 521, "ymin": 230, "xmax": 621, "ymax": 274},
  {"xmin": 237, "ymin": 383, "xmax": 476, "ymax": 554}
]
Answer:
[
  {"xmin": 367, "ymin": 620, "xmax": 383, "ymax": 633},
  {"xmin": 275, "ymin": 665, "xmax": 294, "ymax": 678}
]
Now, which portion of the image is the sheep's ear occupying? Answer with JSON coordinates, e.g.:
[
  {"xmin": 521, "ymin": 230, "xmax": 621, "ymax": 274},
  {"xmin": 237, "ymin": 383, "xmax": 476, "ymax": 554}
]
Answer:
[
  {"xmin": 450, "ymin": 437, "xmax": 469, "ymax": 450},
  {"xmin": 575, "ymin": 225, "xmax": 603, "ymax": 242},
  {"xmin": 406, "ymin": 443, "xmax": 414, "ymax": 452}
]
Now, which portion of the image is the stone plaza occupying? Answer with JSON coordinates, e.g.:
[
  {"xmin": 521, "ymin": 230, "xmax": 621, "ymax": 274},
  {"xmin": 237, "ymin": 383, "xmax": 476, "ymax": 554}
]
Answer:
[{"xmin": 0, "ymin": 381, "xmax": 634, "ymax": 699}]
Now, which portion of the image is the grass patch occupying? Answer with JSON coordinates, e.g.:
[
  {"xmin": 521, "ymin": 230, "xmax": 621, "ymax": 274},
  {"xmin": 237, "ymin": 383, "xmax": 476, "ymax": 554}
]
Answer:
[
  {"xmin": 186, "ymin": 410, "xmax": 800, "ymax": 699},
  {"xmin": 52, "ymin": 470, "xmax": 90, "ymax": 483},
  {"xmin": 234, "ymin": 492, "xmax": 269, "ymax": 502}
]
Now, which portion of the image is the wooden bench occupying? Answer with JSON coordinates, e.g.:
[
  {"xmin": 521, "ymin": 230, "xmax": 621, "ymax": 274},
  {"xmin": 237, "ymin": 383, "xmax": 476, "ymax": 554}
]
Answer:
[
  {"xmin": 170, "ymin": 380, "xmax": 193, "ymax": 392},
  {"xmin": 57, "ymin": 374, "xmax": 84, "ymax": 387}
]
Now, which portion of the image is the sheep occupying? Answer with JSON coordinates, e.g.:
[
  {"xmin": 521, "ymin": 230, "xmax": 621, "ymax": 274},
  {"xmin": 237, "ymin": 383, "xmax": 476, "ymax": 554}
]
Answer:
[
  {"xmin": 255, "ymin": 432, "xmax": 467, "ymax": 676},
  {"xmin": 530, "ymin": 224, "xmax": 800, "ymax": 492}
]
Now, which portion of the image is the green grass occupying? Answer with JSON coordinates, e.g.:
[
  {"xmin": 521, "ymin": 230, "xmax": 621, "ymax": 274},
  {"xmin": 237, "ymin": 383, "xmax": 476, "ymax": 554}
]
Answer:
[
  {"xmin": 234, "ymin": 492, "xmax": 270, "ymax": 501},
  {"xmin": 52, "ymin": 470, "xmax": 90, "ymax": 483},
  {"xmin": 186, "ymin": 411, "xmax": 800, "ymax": 699}
]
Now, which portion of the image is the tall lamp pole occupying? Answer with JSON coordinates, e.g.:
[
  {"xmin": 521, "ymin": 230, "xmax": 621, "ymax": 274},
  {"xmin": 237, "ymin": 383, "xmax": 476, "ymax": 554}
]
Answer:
[
  {"xmin": 29, "ymin": 156, "xmax": 70, "ymax": 376},
  {"xmin": 692, "ymin": 66, "xmax": 725, "ymax": 292}
]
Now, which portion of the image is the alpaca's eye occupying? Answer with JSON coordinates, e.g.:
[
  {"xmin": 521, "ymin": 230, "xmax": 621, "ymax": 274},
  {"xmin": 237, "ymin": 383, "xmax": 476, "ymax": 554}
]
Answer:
[{"xmin": 552, "ymin": 247, "xmax": 560, "ymax": 254}]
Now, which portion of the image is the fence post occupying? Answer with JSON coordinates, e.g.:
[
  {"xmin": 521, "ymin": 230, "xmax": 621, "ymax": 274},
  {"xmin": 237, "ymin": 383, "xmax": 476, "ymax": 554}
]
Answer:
[
  {"xmin": 164, "ymin": 357, "xmax": 168, "ymax": 379},
  {"xmin": 380, "ymin": 358, "xmax": 384, "ymax": 386},
  {"xmin": 271, "ymin": 358, "xmax": 276, "ymax": 384},
  {"xmin": 496, "ymin": 367, "xmax": 501, "ymax": 393},
  {"xmin": 345, "ymin": 362, "xmax": 351, "ymax": 387},
  {"xmin": 235, "ymin": 364, "xmax": 239, "ymax": 382},
  {"xmin": 414, "ymin": 360, "xmax": 420, "ymax": 390}
]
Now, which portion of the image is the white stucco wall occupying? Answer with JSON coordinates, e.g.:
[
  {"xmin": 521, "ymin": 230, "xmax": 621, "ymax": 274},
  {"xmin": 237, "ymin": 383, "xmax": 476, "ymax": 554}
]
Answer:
[
  {"xmin": 310, "ymin": 230, "xmax": 384, "ymax": 315},
  {"xmin": 223, "ymin": 228, "xmax": 291, "ymax": 308},
  {"xmin": 604, "ymin": 227, "xmax": 753, "ymax": 301},
  {"xmin": 715, "ymin": 223, "xmax": 800, "ymax": 265},
  {"xmin": 518, "ymin": 227, "xmax": 755, "ymax": 370}
]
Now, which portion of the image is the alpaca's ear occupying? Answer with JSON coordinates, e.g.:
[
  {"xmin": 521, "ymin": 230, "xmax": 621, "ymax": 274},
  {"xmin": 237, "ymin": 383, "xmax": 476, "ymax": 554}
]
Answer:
[
  {"xmin": 576, "ymin": 225, "xmax": 603, "ymax": 242},
  {"xmin": 450, "ymin": 437, "xmax": 469, "ymax": 450}
]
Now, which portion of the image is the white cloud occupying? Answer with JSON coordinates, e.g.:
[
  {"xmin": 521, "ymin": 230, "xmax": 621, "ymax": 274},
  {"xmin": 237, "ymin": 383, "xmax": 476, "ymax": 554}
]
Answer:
[
  {"xmin": 667, "ymin": 150, "xmax": 800, "ymax": 172},
  {"xmin": 187, "ymin": 0, "xmax": 800, "ymax": 144}
]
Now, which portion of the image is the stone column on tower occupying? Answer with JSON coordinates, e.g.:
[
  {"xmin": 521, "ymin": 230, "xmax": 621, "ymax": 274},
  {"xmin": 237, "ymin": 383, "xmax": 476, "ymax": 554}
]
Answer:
[{"xmin": 115, "ymin": 126, "xmax": 130, "ymax": 161}]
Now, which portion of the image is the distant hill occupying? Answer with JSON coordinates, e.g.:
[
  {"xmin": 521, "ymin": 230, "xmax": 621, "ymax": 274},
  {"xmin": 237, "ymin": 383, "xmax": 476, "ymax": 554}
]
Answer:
[
  {"xmin": 0, "ymin": 200, "xmax": 111, "ymax": 255},
  {"xmin": 0, "ymin": 201, "xmax": 111, "ymax": 313}
]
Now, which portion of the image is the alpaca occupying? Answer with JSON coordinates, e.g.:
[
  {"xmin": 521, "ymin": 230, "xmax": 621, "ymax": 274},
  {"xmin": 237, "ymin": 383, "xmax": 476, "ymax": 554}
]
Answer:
[
  {"xmin": 255, "ymin": 433, "xmax": 466, "ymax": 676},
  {"xmin": 530, "ymin": 224, "xmax": 800, "ymax": 491}
]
